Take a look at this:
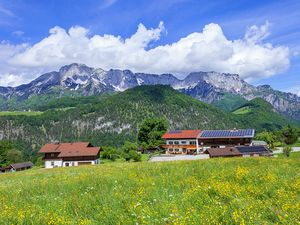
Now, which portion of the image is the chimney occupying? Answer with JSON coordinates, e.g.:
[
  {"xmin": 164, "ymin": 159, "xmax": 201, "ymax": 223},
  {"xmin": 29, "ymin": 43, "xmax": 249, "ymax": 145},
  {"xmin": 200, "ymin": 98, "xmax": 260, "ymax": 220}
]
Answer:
[{"xmin": 53, "ymin": 140, "xmax": 60, "ymax": 145}]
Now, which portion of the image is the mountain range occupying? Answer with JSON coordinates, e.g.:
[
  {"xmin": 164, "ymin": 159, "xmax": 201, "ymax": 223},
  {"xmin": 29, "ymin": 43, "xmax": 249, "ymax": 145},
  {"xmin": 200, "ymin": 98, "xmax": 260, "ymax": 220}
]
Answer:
[{"xmin": 0, "ymin": 63, "xmax": 299, "ymax": 122}]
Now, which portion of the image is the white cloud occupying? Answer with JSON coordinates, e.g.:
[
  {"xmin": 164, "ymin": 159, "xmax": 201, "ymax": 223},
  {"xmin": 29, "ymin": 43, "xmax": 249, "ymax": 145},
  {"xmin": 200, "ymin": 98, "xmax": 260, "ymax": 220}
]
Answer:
[
  {"xmin": 244, "ymin": 21, "xmax": 271, "ymax": 44},
  {"xmin": 98, "ymin": 0, "xmax": 117, "ymax": 10},
  {"xmin": 0, "ymin": 21, "xmax": 290, "ymax": 86},
  {"xmin": 0, "ymin": 4, "xmax": 15, "ymax": 17},
  {"xmin": 12, "ymin": 30, "xmax": 25, "ymax": 37},
  {"xmin": 288, "ymin": 86, "xmax": 300, "ymax": 96}
]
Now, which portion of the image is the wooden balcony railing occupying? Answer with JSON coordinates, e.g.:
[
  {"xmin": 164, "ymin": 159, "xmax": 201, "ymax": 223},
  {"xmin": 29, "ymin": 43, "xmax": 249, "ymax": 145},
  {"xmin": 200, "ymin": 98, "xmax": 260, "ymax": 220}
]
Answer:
[{"xmin": 161, "ymin": 144, "xmax": 197, "ymax": 149}]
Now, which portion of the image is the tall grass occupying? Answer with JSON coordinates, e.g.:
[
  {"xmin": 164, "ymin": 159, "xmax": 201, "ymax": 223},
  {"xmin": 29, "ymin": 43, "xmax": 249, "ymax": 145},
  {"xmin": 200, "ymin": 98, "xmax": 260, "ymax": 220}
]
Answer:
[{"xmin": 0, "ymin": 154, "xmax": 299, "ymax": 224}]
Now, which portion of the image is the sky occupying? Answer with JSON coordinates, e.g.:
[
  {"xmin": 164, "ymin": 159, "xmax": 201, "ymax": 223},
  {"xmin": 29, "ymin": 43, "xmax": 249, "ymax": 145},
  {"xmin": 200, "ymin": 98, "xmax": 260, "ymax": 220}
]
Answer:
[{"xmin": 0, "ymin": 0, "xmax": 299, "ymax": 96}]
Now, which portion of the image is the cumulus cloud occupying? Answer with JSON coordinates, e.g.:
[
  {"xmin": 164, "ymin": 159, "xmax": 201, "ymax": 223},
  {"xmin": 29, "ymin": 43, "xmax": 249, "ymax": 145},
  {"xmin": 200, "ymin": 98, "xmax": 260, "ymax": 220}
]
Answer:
[
  {"xmin": 244, "ymin": 21, "xmax": 271, "ymax": 44},
  {"xmin": 0, "ymin": 21, "xmax": 290, "ymax": 86},
  {"xmin": 289, "ymin": 86, "xmax": 300, "ymax": 96}
]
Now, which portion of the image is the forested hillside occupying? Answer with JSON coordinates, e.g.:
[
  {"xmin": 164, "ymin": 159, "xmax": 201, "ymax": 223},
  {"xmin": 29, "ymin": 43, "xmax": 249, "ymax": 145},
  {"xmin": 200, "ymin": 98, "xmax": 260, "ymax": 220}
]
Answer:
[
  {"xmin": 233, "ymin": 98, "xmax": 292, "ymax": 130},
  {"xmin": 0, "ymin": 85, "xmax": 294, "ymax": 162},
  {"xmin": 0, "ymin": 85, "xmax": 239, "ymax": 160}
]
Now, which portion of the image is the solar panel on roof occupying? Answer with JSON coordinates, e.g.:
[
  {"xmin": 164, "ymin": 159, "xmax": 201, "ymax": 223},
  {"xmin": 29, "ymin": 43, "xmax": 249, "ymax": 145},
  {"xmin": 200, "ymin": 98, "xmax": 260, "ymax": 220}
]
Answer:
[
  {"xmin": 199, "ymin": 129, "xmax": 254, "ymax": 138},
  {"xmin": 236, "ymin": 146, "xmax": 268, "ymax": 153}
]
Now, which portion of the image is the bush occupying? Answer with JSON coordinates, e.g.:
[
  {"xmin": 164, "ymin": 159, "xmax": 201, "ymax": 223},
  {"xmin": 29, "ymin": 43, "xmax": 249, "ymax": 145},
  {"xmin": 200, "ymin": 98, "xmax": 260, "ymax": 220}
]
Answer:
[
  {"xmin": 35, "ymin": 156, "xmax": 44, "ymax": 167},
  {"xmin": 281, "ymin": 125, "xmax": 298, "ymax": 145},
  {"xmin": 119, "ymin": 142, "xmax": 141, "ymax": 162},
  {"xmin": 255, "ymin": 131, "xmax": 277, "ymax": 149},
  {"xmin": 101, "ymin": 146, "xmax": 120, "ymax": 161},
  {"xmin": 283, "ymin": 146, "xmax": 292, "ymax": 157},
  {"xmin": 101, "ymin": 142, "xmax": 141, "ymax": 162},
  {"xmin": 129, "ymin": 150, "xmax": 141, "ymax": 162},
  {"xmin": 121, "ymin": 141, "xmax": 139, "ymax": 153}
]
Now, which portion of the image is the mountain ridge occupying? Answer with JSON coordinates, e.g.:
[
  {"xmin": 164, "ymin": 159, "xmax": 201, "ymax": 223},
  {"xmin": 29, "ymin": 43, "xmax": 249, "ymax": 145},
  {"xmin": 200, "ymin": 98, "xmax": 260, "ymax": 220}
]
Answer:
[{"xmin": 0, "ymin": 63, "xmax": 299, "ymax": 122}]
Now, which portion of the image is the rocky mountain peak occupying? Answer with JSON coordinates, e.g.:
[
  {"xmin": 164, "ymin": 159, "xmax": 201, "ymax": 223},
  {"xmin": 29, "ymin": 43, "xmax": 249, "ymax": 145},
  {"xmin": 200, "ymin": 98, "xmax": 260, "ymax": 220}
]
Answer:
[
  {"xmin": 257, "ymin": 85, "xmax": 273, "ymax": 91},
  {"xmin": 59, "ymin": 63, "xmax": 93, "ymax": 80},
  {"xmin": 0, "ymin": 63, "xmax": 299, "ymax": 122}
]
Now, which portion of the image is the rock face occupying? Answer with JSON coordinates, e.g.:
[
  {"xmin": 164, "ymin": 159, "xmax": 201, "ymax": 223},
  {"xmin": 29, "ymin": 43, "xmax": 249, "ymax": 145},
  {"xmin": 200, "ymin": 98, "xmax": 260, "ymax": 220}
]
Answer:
[{"xmin": 0, "ymin": 63, "xmax": 299, "ymax": 121}]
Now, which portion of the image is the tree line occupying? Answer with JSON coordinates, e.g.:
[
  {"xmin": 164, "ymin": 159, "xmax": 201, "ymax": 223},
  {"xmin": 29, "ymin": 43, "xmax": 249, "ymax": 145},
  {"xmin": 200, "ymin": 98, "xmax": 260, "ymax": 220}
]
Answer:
[
  {"xmin": 1, "ymin": 119, "xmax": 299, "ymax": 165},
  {"xmin": 100, "ymin": 118, "xmax": 168, "ymax": 162},
  {"xmin": 255, "ymin": 125, "xmax": 299, "ymax": 148}
]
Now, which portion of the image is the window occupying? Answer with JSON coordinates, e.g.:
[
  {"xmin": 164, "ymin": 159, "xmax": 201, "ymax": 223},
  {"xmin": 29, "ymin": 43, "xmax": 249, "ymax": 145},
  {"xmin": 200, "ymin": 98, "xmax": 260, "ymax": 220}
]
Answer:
[
  {"xmin": 50, "ymin": 153, "xmax": 55, "ymax": 157},
  {"xmin": 175, "ymin": 149, "xmax": 179, "ymax": 152},
  {"xmin": 51, "ymin": 161, "xmax": 54, "ymax": 166},
  {"xmin": 174, "ymin": 141, "xmax": 179, "ymax": 145},
  {"xmin": 182, "ymin": 148, "xmax": 187, "ymax": 153},
  {"xmin": 169, "ymin": 148, "xmax": 174, "ymax": 152},
  {"xmin": 181, "ymin": 141, "xmax": 187, "ymax": 144},
  {"xmin": 189, "ymin": 141, "xmax": 196, "ymax": 145},
  {"xmin": 168, "ymin": 141, "xmax": 173, "ymax": 145}
]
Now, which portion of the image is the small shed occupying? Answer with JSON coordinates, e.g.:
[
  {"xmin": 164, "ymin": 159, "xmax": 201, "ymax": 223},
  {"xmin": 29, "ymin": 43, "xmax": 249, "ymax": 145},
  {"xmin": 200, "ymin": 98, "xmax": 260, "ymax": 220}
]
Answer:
[
  {"xmin": 1, "ymin": 162, "xmax": 34, "ymax": 172},
  {"xmin": 204, "ymin": 147, "xmax": 242, "ymax": 158}
]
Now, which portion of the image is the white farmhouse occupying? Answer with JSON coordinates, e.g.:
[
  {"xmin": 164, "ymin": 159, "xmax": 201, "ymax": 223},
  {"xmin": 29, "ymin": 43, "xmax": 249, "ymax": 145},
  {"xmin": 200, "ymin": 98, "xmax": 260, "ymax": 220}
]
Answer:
[{"xmin": 39, "ymin": 142, "xmax": 100, "ymax": 169}]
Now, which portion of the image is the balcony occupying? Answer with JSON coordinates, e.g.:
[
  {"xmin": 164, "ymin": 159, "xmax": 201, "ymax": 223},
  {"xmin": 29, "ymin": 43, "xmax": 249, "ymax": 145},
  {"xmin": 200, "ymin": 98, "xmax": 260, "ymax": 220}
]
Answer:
[{"xmin": 161, "ymin": 144, "xmax": 197, "ymax": 149}]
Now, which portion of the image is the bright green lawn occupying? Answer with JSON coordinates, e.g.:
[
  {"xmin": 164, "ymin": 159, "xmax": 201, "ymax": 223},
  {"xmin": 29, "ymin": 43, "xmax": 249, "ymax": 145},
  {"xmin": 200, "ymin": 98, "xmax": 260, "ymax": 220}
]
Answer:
[
  {"xmin": 0, "ymin": 154, "xmax": 299, "ymax": 224},
  {"xmin": 100, "ymin": 154, "xmax": 150, "ymax": 164},
  {"xmin": 0, "ymin": 111, "xmax": 43, "ymax": 116},
  {"xmin": 232, "ymin": 106, "xmax": 252, "ymax": 115}
]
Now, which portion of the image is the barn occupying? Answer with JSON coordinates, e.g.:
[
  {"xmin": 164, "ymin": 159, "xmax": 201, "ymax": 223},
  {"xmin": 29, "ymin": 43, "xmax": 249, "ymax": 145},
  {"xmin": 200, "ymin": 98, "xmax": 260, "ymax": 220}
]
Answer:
[{"xmin": 0, "ymin": 162, "xmax": 34, "ymax": 173}]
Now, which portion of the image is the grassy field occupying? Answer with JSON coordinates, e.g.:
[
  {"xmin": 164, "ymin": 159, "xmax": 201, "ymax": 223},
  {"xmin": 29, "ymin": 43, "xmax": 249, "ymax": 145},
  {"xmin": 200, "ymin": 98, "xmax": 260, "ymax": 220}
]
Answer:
[
  {"xmin": 0, "ymin": 154, "xmax": 300, "ymax": 224},
  {"xmin": 100, "ymin": 154, "xmax": 150, "ymax": 164},
  {"xmin": 232, "ymin": 106, "xmax": 252, "ymax": 115},
  {"xmin": 0, "ymin": 111, "xmax": 43, "ymax": 116}
]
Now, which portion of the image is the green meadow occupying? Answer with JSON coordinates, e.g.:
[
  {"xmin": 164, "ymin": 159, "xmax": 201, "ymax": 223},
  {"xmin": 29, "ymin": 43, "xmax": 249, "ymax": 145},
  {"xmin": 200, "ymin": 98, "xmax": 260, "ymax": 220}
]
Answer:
[
  {"xmin": 0, "ymin": 153, "xmax": 299, "ymax": 225},
  {"xmin": 0, "ymin": 111, "xmax": 43, "ymax": 116},
  {"xmin": 233, "ymin": 106, "xmax": 252, "ymax": 115}
]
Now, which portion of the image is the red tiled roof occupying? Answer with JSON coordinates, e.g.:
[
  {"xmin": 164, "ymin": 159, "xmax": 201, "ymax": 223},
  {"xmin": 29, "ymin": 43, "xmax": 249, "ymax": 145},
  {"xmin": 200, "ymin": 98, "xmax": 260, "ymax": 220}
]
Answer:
[
  {"xmin": 162, "ymin": 130, "xmax": 201, "ymax": 139},
  {"xmin": 56, "ymin": 142, "xmax": 90, "ymax": 152},
  {"xmin": 39, "ymin": 142, "xmax": 100, "ymax": 157},
  {"xmin": 39, "ymin": 143, "xmax": 61, "ymax": 153},
  {"xmin": 58, "ymin": 147, "xmax": 100, "ymax": 157}
]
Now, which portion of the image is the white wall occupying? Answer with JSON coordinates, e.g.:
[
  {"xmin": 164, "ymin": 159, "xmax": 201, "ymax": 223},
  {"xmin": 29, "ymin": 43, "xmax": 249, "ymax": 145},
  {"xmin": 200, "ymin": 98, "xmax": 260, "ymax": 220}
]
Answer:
[
  {"xmin": 62, "ymin": 160, "xmax": 97, "ymax": 167},
  {"xmin": 45, "ymin": 160, "xmax": 63, "ymax": 169},
  {"xmin": 167, "ymin": 139, "xmax": 196, "ymax": 145},
  {"xmin": 45, "ymin": 159, "xmax": 100, "ymax": 168}
]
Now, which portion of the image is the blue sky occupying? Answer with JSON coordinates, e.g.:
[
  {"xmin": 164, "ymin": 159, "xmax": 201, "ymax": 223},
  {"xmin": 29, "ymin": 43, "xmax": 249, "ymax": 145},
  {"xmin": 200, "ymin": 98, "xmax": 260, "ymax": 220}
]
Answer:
[{"xmin": 0, "ymin": 0, "xmax": 299, "ymax": 95}]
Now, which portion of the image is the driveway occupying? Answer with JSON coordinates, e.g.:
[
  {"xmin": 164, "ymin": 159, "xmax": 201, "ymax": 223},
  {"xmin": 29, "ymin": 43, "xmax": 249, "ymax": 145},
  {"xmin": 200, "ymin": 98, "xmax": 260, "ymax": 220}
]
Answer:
[
  {"xmin": 273, "ymin": 147, "xmax": 300, "ymax": 154},
  {"xmin": 149, "ymin": 154, "xmax": 209, "ymax": 162}
]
